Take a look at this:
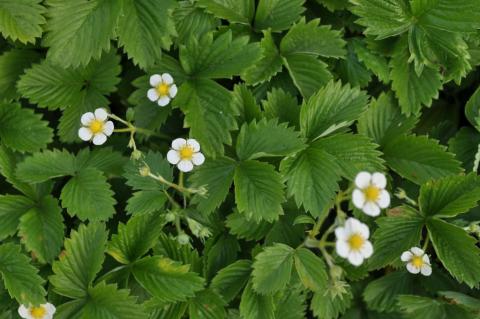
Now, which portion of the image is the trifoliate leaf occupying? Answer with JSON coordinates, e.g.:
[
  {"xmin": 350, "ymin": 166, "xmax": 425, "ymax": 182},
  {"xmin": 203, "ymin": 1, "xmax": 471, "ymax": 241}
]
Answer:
[
  {"xmin": 189, "ymin": 289, "xmax": 227, "ymax": 319},
  {"xmin": 126, "ymin": 190, "xmax": 167, "ymax": 216},
  {"xmin": 254, "ymin": 0, "xmax": 305, "ymax": 32},
  {"xmin": 175, "ymin": 79, "xmax": 237, "ymax": 156},
  {"xmin": 0, "ymin": 195, "xmax": 33, "ymax": 240},
  {"xmin": 0, "ymin": 0, "xmax": 46, "ymax": 43},
  {"xmin": 43, "ymin": 0, "xmax": 121, "ymax": 67},
  {"xmin": 383, "ymin": 135, "xmax": 462, "ymax": 185},
  {"xmin": 252, "ymin": 243, "xmax": 294, "ymax": 294},
  {"xmin": 294, "ymin": 248, "xmax": 328, "ymax": 292},
  {"xmin": 197, "ymin": 0, "xmax": 255, "ymax": 24},
  {"xmin": 242, "ymin": 30, "xmax": 283, "ymax": 86},
  {"xmin": 236, "ymin": 118, "xmax": 306, "ymax": 160},
  {"xmin": 240, "ymin": 281, "xmax": 275, "ymax": 319},
  {"xmin": 16, "ymin": 149, "xmax": 76, "ymax": 183},
  {"xmin": 0, "ymin": 243, "xmax": 46, "ymax": 305},
  {"xmin": 234, "ymin": 160, "xmax": 285, "ymax": 222},
  {"xmin": 117, "ymin": 0, "xmax": 176, "ymax": 69},
  {"xmin": 210, "ymin": 260, "xmax": 252, "ymax": 303},
  {"xmin": 60, "ymin": 168, "xmax": 116, "ymax": 221},
  {"xmin": 123, "ymin": 151, "xmax": 173, "ymax": 191},
  {"xmin": 0, "ymin": 49, "xmax": 40, "ymax": 101},
  {"xmin": 132, "ymin": 256, "xmax": 205, "ymax": 303},
  {"xmin": 262, "ymin": 88, "xmax": 300, "ymax": 128},
  {"xmin": 226, "ymin": 211, "xmax": 272, "ymax": 241},
  {"xmin": 18, "ymin": 195, "xmax": 64, "ymax": 264},
  {"xmin": 108, "ymin": 214, "xmax": 164, "ymax": 264},
  {"xmin": 427, "ymin": 218, "xmax": 480, "ymax": 288},
  {"xmin": 280, "ymin": 18, "xmax": 346, "ymax": 58},
  {"xmin": 448, "ymin": 127, "xmax": 480, "ymax": 172},
  {"xmin": 368, "ymin": 206, "xmax": 424, "ymax": 270},
  {"xmin": 0, "ymin": 102, "xmax": 53, "ymax": 153},
  {"xmin": 50, "ymin": 222, "xmax": 107, "ymax": 299},
  {"xmin": 300, "ymin": 80, "xmax": 369, "ymax": 140}
]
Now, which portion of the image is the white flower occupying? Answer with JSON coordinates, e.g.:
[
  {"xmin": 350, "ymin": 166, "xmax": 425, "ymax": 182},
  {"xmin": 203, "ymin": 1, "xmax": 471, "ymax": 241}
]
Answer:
[
  {"xmin": 335, "ymin": 218, "xmax": 373, "ymax": 266},
  {"xmin": 18, "ymin": 303, "xmax": 56, "ymax": 319},
  {"xmin": 401, "ymin": 247, "xmax": 432, "ymax": 276},
  {"xmin": 78, "ymin": 108, "xmax": 114, "ymax": 145},
  {"xmin": 352, "ymin": 171, "xmax": 391, "ymax": 217},
  {"xmin": 167, "ymin": 138, "xmax": 205, "ymax": 172},
  {"xmin": 147, "ymin": 73, "xmax": 178, "ymax": 107}
]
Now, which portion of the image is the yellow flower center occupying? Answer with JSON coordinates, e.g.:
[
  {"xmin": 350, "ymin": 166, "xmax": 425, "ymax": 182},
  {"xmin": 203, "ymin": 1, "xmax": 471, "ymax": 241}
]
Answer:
[
  {"xmin": 30, "ymin": 306, "xmax": 46, "ymax": 319},
  {"xmin": 179, "ymin": 146, "xmax": 194, "ymax": 160},
  {"xmin": 156, "ymin": 83, "xmax": 170, "ymax": 96},
  {"xmin": 89, "ymin": 120, "xmax": 104, "ymax": 134},
  {"xmin": 364, "ymin": 185, "xmax": 380, "ymax": 201},
  {"xmin": 348, "ymin": 234, "xmax": 364, "ymax": 250},
  {"xmin": 411, "ymin": 255, "xmax": 424, "ymax": 268}
]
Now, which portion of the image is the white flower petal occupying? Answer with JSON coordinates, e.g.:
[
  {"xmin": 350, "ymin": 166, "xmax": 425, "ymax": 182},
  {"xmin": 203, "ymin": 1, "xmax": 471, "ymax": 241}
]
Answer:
[
  {"xmin": 348, "ymin": 251, "xmax": 364, "ymax": 266},
  {"xmin": 352, "ymin": 189, "xmax": 366, "ymax": 209},
  {"xmin": 167, "ymin": 150, "xmax": 180, "ymax": 165},
  {"xmin": 186, "ymin": 138, "xmax": 200, "ymax": 152},
  {"xmin": 355, "ymin": 171, "xmax": 371, "ymax": 189},
  {"xmin": 361, "ymin": 240, "xmax": 373, "ymax": 258},
  {"xmin": 358, "ymin": 223, "xmax": 370, "ymax": 239},
  {"xmin": 172, "ymin": 138, "xmax": 187, "ymax": 150},
  {"xmin": 407, "ymin": 263, "xmax": 420, "ymax": 274},
  {"xmin": 177, "ymin": 160, "xmax": 194, "ymax": 172},
  {"xmin": 18, "ymin": 305, "xmax": 29, "ymax": 318},
  {"xmin": 421, "ymin": 264, "xmax": 432, "ymax": 276},
  {"xmin": 169, "ymin": 84, "xmax": 178, "ymax": 98},
  {"xmin": 150, "ymin": 74, "xmax": 162, "ymax": 87},
  {"xmin": 161, "ymin": 73, "xmax": 174, "ymax": 85},
  {"xmin": 147, "ymin": 88, "xmax": 159, "ymax": 101},
  {"xmin": 362, "ymin": 201, "xmax": 381, "ymax": 217},
  {"xmin": 80, "ymin": 112, "xmax": 95, "ymax": 126},
  {"xmin": 45, "ymin": 303, "xmax": 56, "ymax": 315},
  {"xmin": 92, "ymin": 133, "xmax": 107, "ymax": 145},
  {"xmin": 371, "ymin": 172, "xmax": 387, "ymax": 188},
  {"xmin": 376, "ymin": 190, "xmax": 390, "ymax": 208},
  {"xmin": 401, "ymin": 251, "xmax": 413, "ymax": 262},
  {"xmin": 191, "ymin": 152, "xmax": 205, "ymax": 166},
  {"xmin": 336, "ymin": 240, "xmax": 349, "ymax": 258},
  {"xmin": 103, "ymin": 121, "xmax": 114, "ymax": 136},
  {"xmin": 422, "ymin": 254, "xmax": 430, "ymax": 263},
  {"xmin": 335, "ymin": 227, "xmax": 347, "ymax": 241},
  {"xmin": 94, "ymin": 108, "xmax": 108, "ymax": 121},
  {"xmin": 78, "ymin": 127, "xmax": 93, "ymax": 141},
  {"xmin": 345, "ymin": 218, "xmax": 362, "ymax": 233},
  {"xmin": 410, "ymin": 247, "xmax": 424, "ymax": 256},
  {"xmin": 158, "ymin": 95, "xmax": 170, "ymax": 106}
]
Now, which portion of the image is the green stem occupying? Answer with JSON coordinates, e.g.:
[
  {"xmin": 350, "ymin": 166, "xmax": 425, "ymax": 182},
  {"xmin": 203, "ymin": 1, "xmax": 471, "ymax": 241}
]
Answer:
[
  {"xmin": 163, "ymin": 190, "xmax": 180, "ymax": 209},
  {"xmin": 179, "ymin": 171, "xmax": 187, "ymax": 208},
  {"xmin": 422, "ymin": 232, "xmax": 430, "ymax": 252},
  {"xmin": 147, "ymin": 171, "xmax": 206, "ymax": 195}
]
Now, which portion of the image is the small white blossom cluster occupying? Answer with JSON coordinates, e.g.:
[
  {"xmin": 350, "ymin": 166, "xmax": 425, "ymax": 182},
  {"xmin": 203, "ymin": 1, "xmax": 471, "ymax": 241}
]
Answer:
[
  {"xmin": 401, "ymin": 247, "xmax": 432, "ymax": 276},
  {"xmin": 18, "ymin": 303, "xmax": 55, "ymax": 319},
  {"xmin": 78, "ymin": 108, "xmax": 114, "ymax": 145},
  {"xmin": 352, "ymin": 171, "xmax": 390, "ymax": 217}
]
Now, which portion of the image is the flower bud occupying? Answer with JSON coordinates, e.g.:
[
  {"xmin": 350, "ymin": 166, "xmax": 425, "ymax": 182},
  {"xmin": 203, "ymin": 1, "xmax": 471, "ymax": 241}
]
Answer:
[{"xmin": 139, "ymin": 166, "xmax": 150, "ymax": 177}]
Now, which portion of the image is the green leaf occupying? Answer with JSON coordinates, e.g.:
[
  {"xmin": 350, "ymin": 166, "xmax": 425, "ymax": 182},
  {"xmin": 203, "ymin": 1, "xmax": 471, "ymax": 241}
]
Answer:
[
  {"xmin": 231, "ymin": 84, "xmax": 262, "ymax": 124},
  {"xmin": 75, "ymin": 147, "xmax": 127, "ymax": 176},
  {"xmin": 175, "ymin": 79, "xmax": 237, "ymax": 156},
  {"xmin": 132, "ymin": 256, "xmax": 205, "ymax": 303},
  {"xmin": 197, "ymin": 0, "xmax": 254, "ymax": 24},
  {"xmin": 300, "ymin": 80, "xmax": 369, "ymax": 140},
  {"xmin": 50, "ymin": 223, "xmax": 107, "ymax": 298},
  {"xmin": 205, "ymin": 234, "xmax": 240, "ymax": 280},
  {"xmin": 0, "ymin": 0, "xmax": 46, "ymax": 43},
  {"xmin": 173, "ymin": 1, "xmax": 218, "ymax": 45},
  {"xmin": 123, "ymin": 151, "xmax": 173, "ymax": 191},
  {"xmin": 226, "ymin": 211, "xmax": 272, "ymax": 241},
  {"xmin": 0, "ymin": 145, "xmax": 37, "ymax": 197},
  {"xmin": 419, "ymin": 173, "xmax": 480, "ymax": 218},
  {"xmin": 190, "ymin": 156, "xmax": 237, "ymax": 215},
  {"xmin": 18, "ymin": 195, "xmax": 64, "ymax": 264},
  {"xmin": 108, "ymin": 214, "xmax": 164, "ymax": 264},
  {"xmin": 283, "ymin": 54, "xmax": 332, "ymax": 98},
  {"xmin": 0, "ymin": 49, "xmax": 40, "ymax": 101},
  {"xmin": 448, "ymin": 127, "xmax": 480, "ymax": 172},
  {"xmin": 274, "ymin": 287, "xmax": 306, "ymax": 319},
  {"xmin": 0, "ymin": 102, "xmax": 53, "ymax": 153},
  {"xmin": 60, "ymin": 168, "xmax": 116, "ymax": 221},
  {"xmin": 234, "ymin": 160, "xmax": 285, "ymax": 222},
  {"xmin": 397, "ymin": 295, "xmax": 476, "ymax": 319},
  {"xmin": 0, "ymin": 243, "xmax": 45, "ymax": 305},
  {"xmin": 210, "ymin": 260, "xmax": 252, "ymax": 303},
  {"xmin": 254, "ymin": 0, "xmax": 305, "ymax": 32},
  {"xmin": 314, "ymin": 133, "xmax": 384, "ymax": 180},
  {"xmin": 383, "ymin": 135, "xmax": 462, "ymax": 185},
  {"xmin": 335, "ymin": 41, "xmax": 372, "ymax": 88},
  {"xmin": 43, "ymin": 0, "xmax": 121, "ymax": 67},
  {"xmin": 390, "ymin": 41, "xmax": 443, "ymax": 115},
  {"xmin": 0, "ymin": 195, "xmax": 34, "ymax": 240},
  {"xmin": 294, "ymin": 248, "xmax": 328, "ymax": 292},
  {"xmin": 126, "ymin": 190, "xmax": 167, "ymax": 216},
  {"xmin": 236, "ymin": 118, "xmax": 306, "ymax": 160},
  {"xmin": 311, "ymin": 286, "xmax": 352, "ymax": 319},
  {"xmin": 357, "ymin": 92, "xmax": 418, "ymax": 146},
  {"xmin": 280, "ymin": 18, "xmax": 345, "ymax": 58},
  {"xmin": 368, "ymin": 206, "xmax": 424, "ymax": 270},
  {"xmin": 427, "ymin": 218, "xmax": 480, "ymax": 288},
  {"xmin": 280, "ymin": 143, "xmax": 341, "ymax": 216},
  {"xmin": 262, "ymin": 88, "xmax": 300, "ymax": 128},
  {"xmin": 16, "ymin": 149, "xmax": 76, "ymax": 183},
  {"xmin": 240, "ymin": 281, "xmax": 275, "ymax": 319},
  {"xmin": 438, "ymin": 291, "xmax": 480, "ymax": 311},
  {"xmin": 242, "ymin": 30, "xmax": 283, "ymax": 85},
  {"xmin": 180, "ymin": 31, "xmax": 261, "ymax": 79},
  {"xmin": 188, "ymin": 289, "xmax": 226, "ymax": 319},
  {"xmin": 352, "ymin": 38, "xmax": 390, "ymax": 83},
  {"xmin": 465, "ymin": 86, "xmax": 480, "ymax": 132},
  {"xmin": 117, "ymin": 0, "xmax": 176, "ymax": 69}
]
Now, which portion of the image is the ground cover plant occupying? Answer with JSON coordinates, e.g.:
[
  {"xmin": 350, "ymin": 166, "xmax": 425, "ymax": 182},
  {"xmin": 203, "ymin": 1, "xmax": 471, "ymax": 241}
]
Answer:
[{"xmin": 1, "ymin": 0, "xmax": 480, "ymax": 318}]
